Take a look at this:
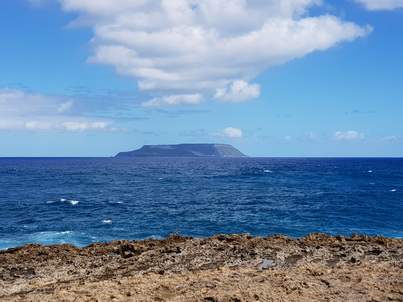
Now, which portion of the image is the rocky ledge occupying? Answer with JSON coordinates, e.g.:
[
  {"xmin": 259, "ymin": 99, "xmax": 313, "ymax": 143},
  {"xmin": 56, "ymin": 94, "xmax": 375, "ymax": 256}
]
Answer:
[{"xmin": 0, "ymin": 233, "xmax": 402, "ymax": 301}]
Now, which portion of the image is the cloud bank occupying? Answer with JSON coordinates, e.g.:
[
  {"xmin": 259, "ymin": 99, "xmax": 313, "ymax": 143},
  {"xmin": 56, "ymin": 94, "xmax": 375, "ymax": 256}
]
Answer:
[
  {"xmin": 334, "ymin": 130, "xmax": 365, "ymax": 140},
  {"xmin": 355, "ymin": 0, "xmax": 403, "ymax": 10},
  {"xmin": 58, "ymin": 0, "xmax": 372, "ymax": 106},
  {"xmin": 0, "ymin": 89, "xmax": 112, "ymax": 131}
]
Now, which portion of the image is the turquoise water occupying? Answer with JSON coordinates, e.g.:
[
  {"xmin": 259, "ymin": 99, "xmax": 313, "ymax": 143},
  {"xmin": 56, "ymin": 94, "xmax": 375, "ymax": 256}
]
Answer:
[{"xmin": 0, "ymin": 157, "xmax": 402, "ymax": 249}]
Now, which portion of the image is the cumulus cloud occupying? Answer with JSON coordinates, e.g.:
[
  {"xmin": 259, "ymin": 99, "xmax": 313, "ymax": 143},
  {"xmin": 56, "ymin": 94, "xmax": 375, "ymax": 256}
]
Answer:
[
  {"xmin": 214, "ymin": 80, "xmax": 260, "ymax": 102},
  {"xmin": 58, "ymin": 0, "xmax": 371, "ymax": 106},
  {"xmin": 355, "ymin": 0, "xmax": 403, "ymax": 10},
  {"xmin": 334, "ymin": 130, "xmax": 364, "ymax": 140},
  {"xmin": 0, "ymin": 89, "xmax": 112, "ymax": 131},
  {"xmin": 217, "ymin": 127, "xmax": 243, "ymax": 138}
]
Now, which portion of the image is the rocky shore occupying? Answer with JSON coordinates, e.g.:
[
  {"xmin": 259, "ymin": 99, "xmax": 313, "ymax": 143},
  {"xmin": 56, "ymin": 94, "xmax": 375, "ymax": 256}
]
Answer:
[{"xmin": 1, "ymin": 233, "xmax": 402, "ymax": 301}]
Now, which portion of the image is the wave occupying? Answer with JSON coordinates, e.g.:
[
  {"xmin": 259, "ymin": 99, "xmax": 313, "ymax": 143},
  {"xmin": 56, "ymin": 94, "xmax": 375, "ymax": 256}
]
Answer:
[
  {"xmin": 46, "ymin": 199, "xmax": 80, "ymax": 205},
  {"xmin": 0, "ymin": 231, "xmax": 93, "ymax": 250}
]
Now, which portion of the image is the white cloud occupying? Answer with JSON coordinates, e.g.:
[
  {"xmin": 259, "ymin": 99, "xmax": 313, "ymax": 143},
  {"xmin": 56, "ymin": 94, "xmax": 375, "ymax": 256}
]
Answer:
[
  {"xmin": 355, "ymin": 0, "xmax": 403, "ymax": 10},
  {"xmin": 58, "ymin": 0, "xmax": 372, "ymax": 107},
  {"xmin": 141, "ymin": 93, "xmax": 203, "ymax": 107},
  {"xmin": 0, "ymin": 89, "xmax": 72, "ymax": 116},
  {"xmin": 62, "ymin": 121, "xmax": 111, "ymax": 131},
  {"xmin": 57, "ymin": 101, "xmax": 74, "ymax": 113},
  {"xmin": 25, "ymin": 121, "xmax": 56, "ymax": 130},
  {"xmin": 218, "ymin": 127, "xmax": 243, "ymax": 138},
  {"xmin": 214, "ymin": 80, "xmax": 260, "ymax": 102},
  {"xmin": 0, "ymin": 89, "xmax": 113, "ymax": 131},
  {"xmin": 0, "ymin": 119, "xmax": 110, "ymax": 131},
  {"xmin": 381, "ymin": 135, "xmax": 402, "ymax": 141},
  {"xmin": 334, "ymin": 130, "xmax": 364, "ymax": 140}
]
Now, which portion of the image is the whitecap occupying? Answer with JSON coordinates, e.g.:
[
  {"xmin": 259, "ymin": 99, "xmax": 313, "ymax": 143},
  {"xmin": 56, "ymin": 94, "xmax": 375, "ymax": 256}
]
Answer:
[
  {"xmin": 102, "ymin": 220, "xmax": 112, "ymax": 224},
  {"xmin": 390, "ymin": 189, "xmax": 397, "ymax": 192},
  {"xmin": 59, "ymin": 231, "xmax": 73, "ymax": 235},
  {"xmin": 60, "ymin": 198, "xmax": 67, "ymax": 202},
  {"xmin": 26, "ymin": 231, "xmax": 89, "ymax": 247},
  {"xmin": 147, "ymin": 235, "xmax": 164, "ymax": 240},
  {"xmin": 31, "ymin": 231, "xmax": 73, "ymax": 242},
  {"xmin": 69, "ymin": 200, "xmax": 80, "ymax": 205},
  {"xmin": 263, "ymin": 170, "xmax": 273, "ymax": 173},
  {"xmin": 368, "ymin": 170, "xmax": 373, "ymax": 173}
]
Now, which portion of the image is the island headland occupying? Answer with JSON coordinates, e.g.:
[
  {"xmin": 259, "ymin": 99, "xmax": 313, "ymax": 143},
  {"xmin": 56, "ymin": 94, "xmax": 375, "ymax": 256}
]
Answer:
[{"xmin": 115, "ymin": 143, "xmax": 247, "ymax": 157}]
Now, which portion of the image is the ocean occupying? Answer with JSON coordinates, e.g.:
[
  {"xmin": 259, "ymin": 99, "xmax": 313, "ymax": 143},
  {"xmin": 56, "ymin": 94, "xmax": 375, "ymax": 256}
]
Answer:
[{"xmin": 0, "ymin": 157, "xmax": 402, "ymax": 249}]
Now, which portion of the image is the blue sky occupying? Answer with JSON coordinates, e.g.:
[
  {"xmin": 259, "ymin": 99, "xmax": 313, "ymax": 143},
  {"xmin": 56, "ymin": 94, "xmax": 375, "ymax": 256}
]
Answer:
[{"xmin": 0, "ymin": 0, "xmax": 402, "ymax": 157}]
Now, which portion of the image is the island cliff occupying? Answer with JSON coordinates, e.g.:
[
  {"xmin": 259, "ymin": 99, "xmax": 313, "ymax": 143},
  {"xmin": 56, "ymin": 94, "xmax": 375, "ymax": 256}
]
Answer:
[{"xmin": 115, "ymin": 143, "xmax": 247, "ymax": 157}]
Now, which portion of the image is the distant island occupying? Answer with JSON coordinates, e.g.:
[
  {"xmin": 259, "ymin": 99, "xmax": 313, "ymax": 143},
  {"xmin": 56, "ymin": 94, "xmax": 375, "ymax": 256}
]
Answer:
[{"xmin": 115, "ymin": 143, "xmax": 247, "ymax": 157}]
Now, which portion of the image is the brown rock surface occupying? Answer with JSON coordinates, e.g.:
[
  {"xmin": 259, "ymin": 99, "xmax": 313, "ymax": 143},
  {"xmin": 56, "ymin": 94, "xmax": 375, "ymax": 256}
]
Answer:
[{"xmin": 1, "ymin": 233, "xmax": 402, "ymax": 301}]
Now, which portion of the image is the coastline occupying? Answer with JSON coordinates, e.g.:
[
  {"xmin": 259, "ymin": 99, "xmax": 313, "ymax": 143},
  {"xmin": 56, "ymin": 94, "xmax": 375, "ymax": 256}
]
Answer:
[{"xmin": 1, "ymin": 233, "xmax": 402, "ymax": 301}]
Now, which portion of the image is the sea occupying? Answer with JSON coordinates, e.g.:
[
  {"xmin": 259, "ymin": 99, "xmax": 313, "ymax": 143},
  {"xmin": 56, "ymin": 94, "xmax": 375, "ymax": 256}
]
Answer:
[{"xmin": 0, "ymin": 157, "xmax": 402, "ymax": 250}]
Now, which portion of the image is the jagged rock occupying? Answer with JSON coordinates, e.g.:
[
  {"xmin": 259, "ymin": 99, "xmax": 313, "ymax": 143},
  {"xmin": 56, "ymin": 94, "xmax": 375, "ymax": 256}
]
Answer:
[{"xmin": 0, "ymin": 234, "xmax": 402, "ymax": 301}]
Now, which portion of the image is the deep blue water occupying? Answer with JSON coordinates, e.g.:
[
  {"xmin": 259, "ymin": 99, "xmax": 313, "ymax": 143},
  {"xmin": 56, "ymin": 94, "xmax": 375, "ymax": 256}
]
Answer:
[{"xmin": 0, "ymin": 157, "xmax": 402, "ymax": 249}]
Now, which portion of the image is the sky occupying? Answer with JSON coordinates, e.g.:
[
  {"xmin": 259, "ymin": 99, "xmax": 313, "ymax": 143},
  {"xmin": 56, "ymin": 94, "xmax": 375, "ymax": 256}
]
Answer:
[{"xmin": 0, "ymin": 0, "xmax": 402, "ymax": 157}]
